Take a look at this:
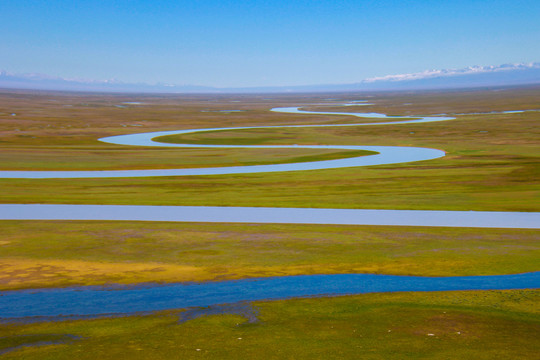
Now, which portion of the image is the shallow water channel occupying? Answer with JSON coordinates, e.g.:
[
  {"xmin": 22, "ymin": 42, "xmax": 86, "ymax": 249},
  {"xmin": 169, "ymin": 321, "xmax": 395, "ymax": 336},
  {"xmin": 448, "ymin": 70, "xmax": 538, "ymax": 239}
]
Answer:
[{"xmin": 2, "ymin": 272, "xmax": 539, "ymax": 320}]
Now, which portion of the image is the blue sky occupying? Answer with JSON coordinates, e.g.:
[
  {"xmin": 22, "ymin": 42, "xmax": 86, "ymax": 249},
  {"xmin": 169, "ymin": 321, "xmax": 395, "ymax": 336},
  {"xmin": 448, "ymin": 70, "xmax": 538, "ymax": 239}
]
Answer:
[{"xmin": 2, "ymin": 0, "xmax": 539, "ymax": 87}]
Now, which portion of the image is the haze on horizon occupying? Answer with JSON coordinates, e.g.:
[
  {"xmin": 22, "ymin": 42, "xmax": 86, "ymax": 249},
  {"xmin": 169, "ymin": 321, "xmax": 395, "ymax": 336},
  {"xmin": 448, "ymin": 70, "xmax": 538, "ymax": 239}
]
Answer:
[{"xmin": 2, "ymin": 0, "xmax": 540, "ymax": 88}]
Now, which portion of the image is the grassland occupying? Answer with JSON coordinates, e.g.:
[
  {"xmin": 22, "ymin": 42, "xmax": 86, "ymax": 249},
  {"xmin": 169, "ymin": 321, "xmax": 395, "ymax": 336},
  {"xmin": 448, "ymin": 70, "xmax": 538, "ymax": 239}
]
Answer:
[
  {"xmin": 0, "ymin": 87, "xmax": 538, "ymax": 358},
  {"xmin": 1, "ymin": 290, "xmax": 538, "ymax": 359},
  {"xmin": 0, "ymin": 88, "xmax": 538, "ymax": 211},
  {"xmin": 1, "ymin": 221, "xmax": 538, "ymax": 290}
]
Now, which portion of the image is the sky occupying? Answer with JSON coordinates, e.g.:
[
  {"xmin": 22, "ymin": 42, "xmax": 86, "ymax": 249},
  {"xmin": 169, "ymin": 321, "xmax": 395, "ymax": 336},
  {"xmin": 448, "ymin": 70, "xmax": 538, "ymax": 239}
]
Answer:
[{"xmin": 1, "ymin": 0, "xmax": 540, "ymax": 87}]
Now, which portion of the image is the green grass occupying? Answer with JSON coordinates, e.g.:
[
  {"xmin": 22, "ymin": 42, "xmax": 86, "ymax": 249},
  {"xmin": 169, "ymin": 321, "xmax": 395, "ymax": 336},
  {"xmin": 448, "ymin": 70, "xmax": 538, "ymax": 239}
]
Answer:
[
  {"xmin": 1, "ymin": 221, "xmax": 538, "ymax": 290},
  {"xmin": 1, "ymin": 290, "xmax": 538, "ymax": 359},
  {"xmin": 1, "ymin": 155, "xmax": 537, "ymax": 211},
  {"xmin": 0, "ymin": 143, "xmax": 373, "ymax": 170}
]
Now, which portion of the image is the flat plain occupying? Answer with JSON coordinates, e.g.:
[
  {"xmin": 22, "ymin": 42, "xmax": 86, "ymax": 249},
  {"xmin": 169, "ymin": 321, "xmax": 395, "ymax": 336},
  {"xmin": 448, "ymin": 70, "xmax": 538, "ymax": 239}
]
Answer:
[{"xmin": 0, "ymin": 87, "xmax": 538, "ymax": 358}]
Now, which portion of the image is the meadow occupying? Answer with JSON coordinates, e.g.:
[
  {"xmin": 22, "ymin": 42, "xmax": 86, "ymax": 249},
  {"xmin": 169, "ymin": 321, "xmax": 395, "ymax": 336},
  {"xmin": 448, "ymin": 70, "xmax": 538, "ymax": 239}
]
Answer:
[
  {"xmin": 0, "ymin": 87, "xmax": 538, "ymax": 358},
  {"xmin": 1, "ymin": 89, "xmax": 538, "ymax": 211},
  {"xmin": 1, "ymin": 291, "xmax": 538, "ymax": 359},
  {"xmin": 1, "ymin": 221, "xmax": 538, "ymax": 290}
]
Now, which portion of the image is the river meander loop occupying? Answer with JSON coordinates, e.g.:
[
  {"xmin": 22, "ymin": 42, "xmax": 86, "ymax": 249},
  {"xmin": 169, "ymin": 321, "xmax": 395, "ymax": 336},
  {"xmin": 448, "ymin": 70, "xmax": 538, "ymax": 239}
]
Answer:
[{"xmin": 0, "ymin": 107, "xmax": 451, "ymax": 179}]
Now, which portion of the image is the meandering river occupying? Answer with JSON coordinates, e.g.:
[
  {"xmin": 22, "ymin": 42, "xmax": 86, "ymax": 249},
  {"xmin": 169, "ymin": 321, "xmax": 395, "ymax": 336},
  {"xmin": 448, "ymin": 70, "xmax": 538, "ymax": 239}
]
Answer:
[
  {"xmin": 0, "ymin": 107, "xmax": 451, "ymax": 179},
  {"xmin": 0, "ymin": 106, "xmax": 537, "ymax": 228},
  {"xmin": 1, "ymin": 104, "xmax": 538, "ymax": 320}
]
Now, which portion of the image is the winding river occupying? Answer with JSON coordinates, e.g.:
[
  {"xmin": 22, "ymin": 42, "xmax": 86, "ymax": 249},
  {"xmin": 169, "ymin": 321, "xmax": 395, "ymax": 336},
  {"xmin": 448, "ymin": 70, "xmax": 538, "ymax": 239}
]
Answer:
[
  {"xmin": 0, "ymin": 107, "xmax": 451, "ymax": 179},
  {"xmin": 0, "ymin": 104, "xmax": 538, "ymax": 320}
]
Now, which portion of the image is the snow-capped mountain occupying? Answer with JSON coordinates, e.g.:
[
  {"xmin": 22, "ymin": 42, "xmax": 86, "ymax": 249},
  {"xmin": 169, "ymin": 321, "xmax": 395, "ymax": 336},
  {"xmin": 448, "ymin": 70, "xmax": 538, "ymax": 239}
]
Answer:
[{"xmin": 1, "ymin": 62, "xmax": 539, "ymax": 93}]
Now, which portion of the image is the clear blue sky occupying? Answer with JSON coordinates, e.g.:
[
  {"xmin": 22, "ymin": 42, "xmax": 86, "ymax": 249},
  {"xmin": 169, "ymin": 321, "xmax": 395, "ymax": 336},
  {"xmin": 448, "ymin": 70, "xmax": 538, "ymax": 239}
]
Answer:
[{"xmin": 2, "ymin": 0, "xmax": 539, "ymax": 87}]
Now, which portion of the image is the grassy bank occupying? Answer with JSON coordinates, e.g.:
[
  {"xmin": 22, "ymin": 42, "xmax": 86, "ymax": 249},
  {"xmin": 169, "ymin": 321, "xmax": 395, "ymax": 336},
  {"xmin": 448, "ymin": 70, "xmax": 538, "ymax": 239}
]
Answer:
[
  {"xmin": 1, "ymin": 221, "xmax": 538, "ymax": 290},
  {"xmin": 1, "ymin": 290, "xmax": 538, "ymax": 359}
]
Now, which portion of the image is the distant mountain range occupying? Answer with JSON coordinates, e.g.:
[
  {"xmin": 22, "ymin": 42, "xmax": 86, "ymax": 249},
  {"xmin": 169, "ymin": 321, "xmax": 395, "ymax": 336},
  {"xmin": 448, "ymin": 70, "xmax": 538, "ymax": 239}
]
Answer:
[{"xmin": 1, "ymin": 62, "xmax": 539, "ymax": 93}]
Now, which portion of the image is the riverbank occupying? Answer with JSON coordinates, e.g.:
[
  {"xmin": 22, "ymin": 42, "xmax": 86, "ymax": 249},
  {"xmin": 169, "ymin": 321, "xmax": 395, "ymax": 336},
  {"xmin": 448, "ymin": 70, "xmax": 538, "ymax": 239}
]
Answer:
[{"xmin": 1, "ymin": 290, "xmax": 538, "ymax": 359}]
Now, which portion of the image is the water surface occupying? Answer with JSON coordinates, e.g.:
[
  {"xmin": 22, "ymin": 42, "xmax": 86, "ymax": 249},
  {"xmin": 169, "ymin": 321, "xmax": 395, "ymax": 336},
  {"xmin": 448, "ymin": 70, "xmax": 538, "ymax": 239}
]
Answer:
[
  {"xmin": 1, "ymin": 272, "xmax": 538, "ymax": 319},
  {"xmin": 1, "ymin": 204, "xmax": 538, "ymax": 229}
]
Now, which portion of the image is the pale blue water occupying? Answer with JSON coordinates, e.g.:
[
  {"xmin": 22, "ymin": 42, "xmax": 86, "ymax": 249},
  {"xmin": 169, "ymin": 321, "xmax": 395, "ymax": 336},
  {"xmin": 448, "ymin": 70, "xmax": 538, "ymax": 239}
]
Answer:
[{"xmin": 1, "ymin": 204, "xmax": 539, "ymax": 229}]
